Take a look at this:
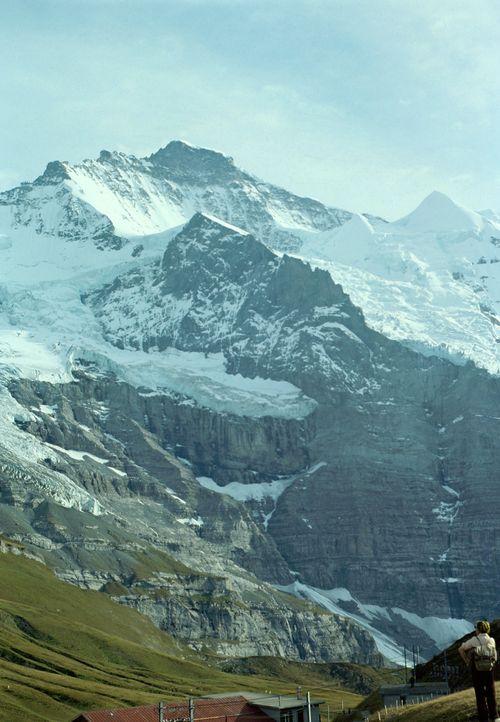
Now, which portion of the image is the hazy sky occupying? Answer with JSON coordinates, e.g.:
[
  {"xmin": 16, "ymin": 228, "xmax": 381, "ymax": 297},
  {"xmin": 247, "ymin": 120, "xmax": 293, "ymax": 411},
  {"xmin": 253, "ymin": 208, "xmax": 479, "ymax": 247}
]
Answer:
[{"xmin": 1, "ymin": 0, "xmax": 499, "ymax": 218}]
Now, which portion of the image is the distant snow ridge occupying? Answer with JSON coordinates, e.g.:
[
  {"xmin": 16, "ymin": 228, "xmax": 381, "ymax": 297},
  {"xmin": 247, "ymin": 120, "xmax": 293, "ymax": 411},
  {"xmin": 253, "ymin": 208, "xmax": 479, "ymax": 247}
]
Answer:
[
  {"xmin": 279, "ymin": 581, "xmax": 473, "ymax": 664},
  {"xmin": 395, "ymin": 190, "xmax": 486, "ymax": 233},
  {"xmin": 295, "ymin": 191, "xmax": 500, "ymax": 374}
]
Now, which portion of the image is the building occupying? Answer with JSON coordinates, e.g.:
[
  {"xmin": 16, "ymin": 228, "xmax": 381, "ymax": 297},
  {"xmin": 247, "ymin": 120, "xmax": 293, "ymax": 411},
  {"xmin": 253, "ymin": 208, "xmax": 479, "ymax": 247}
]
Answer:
[
  {"xmin": 379, "ymin": 682, "xmax": 450, "ymax": 707},
  {"xmin": 72, "ymin": 691, "xmax": 324, "ymax": 722},
  {"xmin": 201, "ymin": 692, "xmax": 324, "ymax": 722}
]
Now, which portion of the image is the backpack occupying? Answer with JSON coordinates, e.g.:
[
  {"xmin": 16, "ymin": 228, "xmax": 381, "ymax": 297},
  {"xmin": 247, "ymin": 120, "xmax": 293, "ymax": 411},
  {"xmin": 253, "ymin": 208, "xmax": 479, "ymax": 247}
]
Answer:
[{"xmin": 473, "ymin": 640, "xmax": 496, "ymax": 672}]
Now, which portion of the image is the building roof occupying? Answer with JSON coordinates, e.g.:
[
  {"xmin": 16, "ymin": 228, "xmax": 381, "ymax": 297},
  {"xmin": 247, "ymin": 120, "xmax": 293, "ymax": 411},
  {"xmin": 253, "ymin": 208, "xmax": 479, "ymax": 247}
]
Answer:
[
  {"xmin": 73, "ymin": 706, "xmax": 159, "ymax": 722},
  {"xmin": 73, "ymin": 695, "xmax": 276, "ymax": 722}
]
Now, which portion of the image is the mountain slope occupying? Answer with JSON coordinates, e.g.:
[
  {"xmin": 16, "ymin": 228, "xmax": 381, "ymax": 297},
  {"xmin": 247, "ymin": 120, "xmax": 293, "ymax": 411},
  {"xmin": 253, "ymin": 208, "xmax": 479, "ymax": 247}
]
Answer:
[
  {"xmin": 1, "ymin": 143, "xmax": 500, "ymax": 667},
  {"xmin": 0, "ymin": 548, "xmax": 369, "ymax": 722},
  {"xmin": 83, "ymin": 212, "xmax": 500, "ymax": 657}
]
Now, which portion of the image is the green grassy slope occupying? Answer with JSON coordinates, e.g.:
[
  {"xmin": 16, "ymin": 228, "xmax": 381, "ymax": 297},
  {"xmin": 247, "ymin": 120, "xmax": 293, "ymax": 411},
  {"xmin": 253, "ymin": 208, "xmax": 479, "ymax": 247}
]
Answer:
[
  {"xmin": 221, "ymin": 657, "xmax": 404, "ymax": 696},
  {"xmin": 0, "ymin": 551, "xmax": 368, "ymax": 722}
]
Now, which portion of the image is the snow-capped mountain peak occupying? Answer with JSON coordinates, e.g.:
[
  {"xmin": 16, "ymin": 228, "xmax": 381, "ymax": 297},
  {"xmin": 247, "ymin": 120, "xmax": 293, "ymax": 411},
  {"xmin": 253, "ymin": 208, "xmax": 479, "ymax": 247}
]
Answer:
[
  {"xmin": 0, "ymin": 140, "xmax": 353, "ymax": 250},
  {"xmin": 394, "ymin": 190, "xmax": 486, "ymax": 233}
]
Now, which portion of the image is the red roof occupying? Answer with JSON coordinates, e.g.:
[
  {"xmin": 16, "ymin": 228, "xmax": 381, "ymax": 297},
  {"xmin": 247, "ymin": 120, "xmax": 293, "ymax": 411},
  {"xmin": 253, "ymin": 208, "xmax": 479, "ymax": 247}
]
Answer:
[{"xmin": 73, "ymin": 695, "xmax": 274, "ymax": 722}]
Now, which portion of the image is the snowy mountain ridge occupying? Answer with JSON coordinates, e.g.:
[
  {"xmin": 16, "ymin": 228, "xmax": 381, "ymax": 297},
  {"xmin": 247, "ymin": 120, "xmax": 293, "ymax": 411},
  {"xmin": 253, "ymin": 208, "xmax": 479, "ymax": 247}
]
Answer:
[
  {"xmin": 0, "ymin": 140, "xmax": 353, "ymax": 250},
  {"xmin": 1, "ymin": 141, "xmax": 500, "ymax": 664},
  {"xmin": 2, "ymin": 141, "xmax": 500, "ymax": 373},
  {"xmin": 296, "ymin": 191, "xmax": 500, "ymax": 374}
]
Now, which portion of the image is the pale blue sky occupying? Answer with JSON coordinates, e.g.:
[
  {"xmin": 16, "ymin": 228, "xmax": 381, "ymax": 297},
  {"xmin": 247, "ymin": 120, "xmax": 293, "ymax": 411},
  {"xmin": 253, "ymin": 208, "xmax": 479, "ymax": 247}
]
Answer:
[{"xmin": 1, "ymin": 0, "xmax": 499, "ymax": 217}]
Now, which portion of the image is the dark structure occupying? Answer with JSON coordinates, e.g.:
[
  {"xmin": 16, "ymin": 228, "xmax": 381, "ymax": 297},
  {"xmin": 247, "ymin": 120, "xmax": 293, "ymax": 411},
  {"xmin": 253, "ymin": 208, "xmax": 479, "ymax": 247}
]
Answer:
[{"xmin": 72, "ymin": 692, "xmax": 324, "ymax": 722}]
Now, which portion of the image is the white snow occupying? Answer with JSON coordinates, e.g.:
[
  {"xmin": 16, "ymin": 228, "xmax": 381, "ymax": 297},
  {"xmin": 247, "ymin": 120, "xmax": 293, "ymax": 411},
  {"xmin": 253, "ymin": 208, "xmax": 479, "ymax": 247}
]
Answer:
[
  {"xmin": 176, "ymin": 516, "xmax": 203, "ymax": 527},
  {"xmin": 45, "ymin": 443, "xmax": 109, "ymax": 465},
  {"xmin": 196, "ymin": 462, "xmax": 326, "ymax": 504},
  {"xmin": 279, "ymin": 580, "xmax": 474, "ymax": 664},
  {"xmin": 199, "ymin": 213, "xmax": 249, "ymax": 236},
  {"xmin": 432, "ymin": 500, "xmax": 463, "ymax": 524},
  {"xmin": 278, "ymin": 581, "xmax": 407, "ymax": 665},
  {"xmin": 67, "ymin": 163, "xmax": 186, "ymax": 237},
  {"xmin": 108, "ymin": 466, "xmax": 127, "ymax": 477},
  {"xmin": 196, "ymin": 475, "xmax": 297, "ymax": 503},
  {"xmin": 391, "ymin": 607, "xmax": 473, "ymax": 648},
  {"xmin": 299, "ymin": 213, "xmax": 374, "ymax": 265},
  {"xmin": 164, "ymin": 487, "xmax": 186, "ymax": 505},
  {"xmin": 442, "ymin": 485, "xmax": 460, "ymax": 498},
  {"xmin": 395, "ymin": 191, "xmax": 485, "ymax": 233},
  {"xmin": 292, "ymin": 191, "xmax": 500, "ymax": 375},
  {"xmin": 76, "ymin": 347, "xmax": 316, "ymax": 420}
]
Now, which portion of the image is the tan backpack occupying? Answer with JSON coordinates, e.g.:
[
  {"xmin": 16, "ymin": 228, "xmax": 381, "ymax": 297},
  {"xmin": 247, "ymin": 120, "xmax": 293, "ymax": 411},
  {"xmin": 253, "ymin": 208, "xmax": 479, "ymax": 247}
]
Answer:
[{"xmin": 473, "ymin": 639, "xmax": 496, "ymax": 672}]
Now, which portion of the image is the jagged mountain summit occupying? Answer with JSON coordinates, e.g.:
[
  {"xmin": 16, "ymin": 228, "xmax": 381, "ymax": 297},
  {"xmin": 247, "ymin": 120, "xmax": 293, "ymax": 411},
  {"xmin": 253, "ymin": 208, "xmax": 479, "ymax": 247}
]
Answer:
[
  {"xmin": 1, "ymin": 142, "xmax": 500, "ymax": 665},
  {"xmin": 84, "ymin": 212, "xmax": 376, "ymax": 397},
  {"xmin": 2, "ymin": 143, "xmax": 500, "ymax": 373},
  {"xmin": 0, "ymin": 140, "xmax": 353, "ymax": 253}
]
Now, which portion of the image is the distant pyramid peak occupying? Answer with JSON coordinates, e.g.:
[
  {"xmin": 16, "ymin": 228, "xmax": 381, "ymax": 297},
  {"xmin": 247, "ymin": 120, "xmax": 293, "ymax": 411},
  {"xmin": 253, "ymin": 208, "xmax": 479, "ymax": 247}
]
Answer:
[{"xmin": 394, "ymin": 190, "xmax": 484, "ymax": 232}]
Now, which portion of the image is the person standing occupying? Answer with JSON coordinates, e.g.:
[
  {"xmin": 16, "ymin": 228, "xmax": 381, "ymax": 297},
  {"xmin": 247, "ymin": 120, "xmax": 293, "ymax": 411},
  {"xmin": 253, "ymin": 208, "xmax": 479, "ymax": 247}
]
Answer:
[{"xmin": 459, "ymin": 620, "xmax": 499, "ymax": 722}]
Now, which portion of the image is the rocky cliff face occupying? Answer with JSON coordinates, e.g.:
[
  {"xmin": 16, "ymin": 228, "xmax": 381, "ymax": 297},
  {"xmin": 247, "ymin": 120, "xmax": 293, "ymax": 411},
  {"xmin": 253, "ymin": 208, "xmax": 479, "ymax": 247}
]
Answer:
[
  {"xmin": 115, "ymin": 572, "xmax": 380, "ymax": 663},
  {"xmin": 1, "ymin": 373, "xmax": 380, "ymax": 665},
  {"xmin": 84, "ymin": 212, "xmax": 500, "ymax": 651}
]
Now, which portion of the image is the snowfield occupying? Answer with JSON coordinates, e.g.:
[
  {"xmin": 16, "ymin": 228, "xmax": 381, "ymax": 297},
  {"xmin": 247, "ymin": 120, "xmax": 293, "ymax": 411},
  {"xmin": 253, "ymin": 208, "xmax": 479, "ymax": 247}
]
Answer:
[
  {"xmin": 0, "ymin": 210, "xmax": 314, "ymax": 419},
  {"xmin": 295, "ymin": 192, "xmax": 500, "ymax": 374},
  {"xmin": 278, "ymin": 581, "xmax": 473, "ymax": 664}
]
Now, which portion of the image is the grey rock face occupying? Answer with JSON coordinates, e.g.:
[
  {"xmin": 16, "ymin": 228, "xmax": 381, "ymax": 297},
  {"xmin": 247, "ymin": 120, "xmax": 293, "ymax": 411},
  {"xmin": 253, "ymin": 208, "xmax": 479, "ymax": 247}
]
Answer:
[
  {"xmin": 0, "ymin": 374, "xmax": 381, "ymax": 665},
  {"xmin": 84, "ymin": 213, "xmax": 500, "ymax": 634},
  {"xmin": 121, "ymin": 572, "xmax": 382, "ymax": 664}
]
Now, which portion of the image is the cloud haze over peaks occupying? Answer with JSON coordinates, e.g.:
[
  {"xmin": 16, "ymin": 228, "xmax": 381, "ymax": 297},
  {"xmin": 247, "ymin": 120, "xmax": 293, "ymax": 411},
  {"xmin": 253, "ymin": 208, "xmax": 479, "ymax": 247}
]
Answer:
[{"xmin": 0, "ymin": 0, "xmax": 499, "ymax": 218}]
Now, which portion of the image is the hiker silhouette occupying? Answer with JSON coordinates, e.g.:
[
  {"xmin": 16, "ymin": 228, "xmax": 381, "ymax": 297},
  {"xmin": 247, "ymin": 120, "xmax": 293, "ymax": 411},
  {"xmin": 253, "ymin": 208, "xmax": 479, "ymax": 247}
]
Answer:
[{"xmin": 459, "ymin": 620, "xmax": 499, "ymax": 722}]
